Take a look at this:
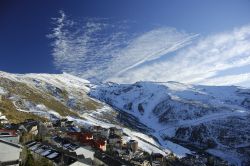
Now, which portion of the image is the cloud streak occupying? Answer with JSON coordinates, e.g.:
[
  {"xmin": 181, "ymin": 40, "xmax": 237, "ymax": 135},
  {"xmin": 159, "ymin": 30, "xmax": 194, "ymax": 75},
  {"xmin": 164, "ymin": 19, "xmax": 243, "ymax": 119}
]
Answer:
[{"xmin": 48, "ymin": 11, "xmax": 250, "ymax": 87}]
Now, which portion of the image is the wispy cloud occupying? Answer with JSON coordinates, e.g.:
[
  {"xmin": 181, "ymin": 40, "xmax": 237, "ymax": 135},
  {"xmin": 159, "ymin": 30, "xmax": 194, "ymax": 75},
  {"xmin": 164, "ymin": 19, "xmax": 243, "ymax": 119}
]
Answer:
[
  {"xmin": 48, "ymin": 11, "xmax": 130, "ymax": 80},
  {"xmin": 201, "ymin": 73, "xmax": 250, "ymax": 86},
  {"xmin": 48, "ymin": 11, "xmax": 250, "ymax": 87},
  {"xmin": 109, "ymin": 25, "xmax": 250, "ymax": 87}
]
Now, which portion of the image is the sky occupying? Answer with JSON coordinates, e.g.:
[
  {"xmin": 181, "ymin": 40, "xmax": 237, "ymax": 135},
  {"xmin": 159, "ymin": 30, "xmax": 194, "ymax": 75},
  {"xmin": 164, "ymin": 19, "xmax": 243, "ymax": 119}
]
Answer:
[{"xmin": 1, "ymin": 0, "xmax": 250, "ymax": 87}]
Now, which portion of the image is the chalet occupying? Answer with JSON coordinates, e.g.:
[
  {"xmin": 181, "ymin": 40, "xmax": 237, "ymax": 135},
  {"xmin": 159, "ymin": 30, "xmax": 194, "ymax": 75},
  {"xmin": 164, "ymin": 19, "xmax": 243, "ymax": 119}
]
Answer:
[
  {"xmin": 109, "ymin": 134, "xmax": 123, "ymax": 148},
  {"xmin": 94, "ymin": 139, "xmax": 107, "ymax": 151},
  {"xmin": 100, "ymin": 128, "xmax": 110, "ymax": 138},
  {"xmin": 18, "ymin": 120, "xmax": 38, "ymax": 135},
  {"xmin": 81, "ymin": 133, "xmax": 93, "ymax": 143},
  {"xmin": 0, "ymin": 129, "xmax": 19, "ymax": 144},
  {"xmin": 51, "ymin": 136, "xmax": 79, "ymax": 151},
  {"xmin": 66, "ymin": 132, "xmax": 93, "ymax": 144},
  {"xmin": 0, "ymin": 139, "xmax": 22, "ymax": 166}
]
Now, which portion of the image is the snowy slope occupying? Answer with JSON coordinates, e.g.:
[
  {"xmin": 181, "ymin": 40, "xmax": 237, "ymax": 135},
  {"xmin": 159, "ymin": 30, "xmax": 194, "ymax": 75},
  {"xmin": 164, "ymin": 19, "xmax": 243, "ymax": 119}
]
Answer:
[
  {"xmin": 1, "ymin": 71, "xmax": 250, "ymax": 164},
  {"xmin": 90, "ymin": 81, "xmax": 250, "ymax": 165},
  {"xmin": 0, "ymin": 71, "xmax": 170, "ymax": 156}
]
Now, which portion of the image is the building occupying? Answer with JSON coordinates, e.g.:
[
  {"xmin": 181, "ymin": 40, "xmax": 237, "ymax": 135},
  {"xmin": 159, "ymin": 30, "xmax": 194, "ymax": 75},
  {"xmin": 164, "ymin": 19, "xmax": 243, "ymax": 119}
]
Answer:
[
  {"xmin": 0, "ymin": 129, "xmax": 19, "ymax": 144},
  {"xmin": 18, "ymin": 120, "xmax": 39, "ymax": 135},
  {"xmin": 100, "ymin": 128, "xmax": 110, "ymax": 139},
  {"xmin": 127, "ymin": 140, "xmax": 138, "ymax": 153},
  {"xmin": 151, "ymin": 153, "xmax": 164, "ymax": 165},
  {"xmin": 74, "ymin": 146, "xmax": 94, "ymax": 165},
  {"xmin": 38, "ymin": 122, "xmax": 49, "ymax": 138},
  {"xmin": 94, "ymin": 139, "xmax": 107, "ymax": 151},
  {"xmin": 109, "ymin": 135, "xmax": 123, "ymax": 148},
  {"xmin": 66, "ymin": 132, "xmax": 93, "ymax": 144},
  {"xmin": 81, "ymin": 133, "xmax": 93, "ymax": 143},
  {"xmin": 69, "ymin": 161, "xmax": 91, "ymax": 166},
  {"xmin": 109, "ymin": 127, "xmax": 123, "ymax": 137},
  {"xmin": 44, "ymin": 121, "xmax": 52, "ymax": 127},
  {"xmin": 0, "ymin": 139, "xmax": 22, "ymax": 166}
]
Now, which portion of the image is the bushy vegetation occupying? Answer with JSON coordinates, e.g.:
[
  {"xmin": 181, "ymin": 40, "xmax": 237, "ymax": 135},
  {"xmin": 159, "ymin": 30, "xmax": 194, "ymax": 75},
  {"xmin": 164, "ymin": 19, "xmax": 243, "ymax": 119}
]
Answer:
[
  {"xmin": 21, "ymin": 148, "xmax": 53, "ymax": 166},
  {"xmin": 0, "ymin": 78, "xmax": 79, "ymax": 118},
  {"xmin": 0, "ymin": 97, "xmax": 46, "ymax": 123}
]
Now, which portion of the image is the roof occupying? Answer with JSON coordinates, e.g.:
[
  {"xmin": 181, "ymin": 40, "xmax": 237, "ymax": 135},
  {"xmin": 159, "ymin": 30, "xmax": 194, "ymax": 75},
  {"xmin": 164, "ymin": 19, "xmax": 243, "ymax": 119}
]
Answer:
[
  {"xmin": 74, "ymin": 146, "xmax": 94, "ymax": 160},
  {"xmin": 129, "ymin": 140, "xmax": 138, "ymax": 143},
  {"xmin": 0, "ymin": 129, "xmax": 18, "ymax": 137},
  {"xmin": 18, "ymin": 121, "xmax": 38, "ymax": 132},
  {"xmin": 95, "ymin": 139, "xmax": 106, "ymax": 146},
  {"xmin": 29, "ymin": 142, "xmax": 42, "ymax": 151},
  {"xmin": 52, "ymin": 136, "xmax": 79, "ymax": 150},
  {"xmin": 0, "ymin": 139, "xmax": 22, "ymax": 163},
  {"xmin": 70, "ymin": 161, "xmax": 91, "ymax": 166},
  {"xmin": 0, "ymin": 138, "xmax": 22, "ymax": 149},
  {"xmin": 2, "ymin": 123, "xmax": 19, "ymax": 130},
  {"xmin": 47, "ymin": 152, "xmax": 60, "ymax": 159}
]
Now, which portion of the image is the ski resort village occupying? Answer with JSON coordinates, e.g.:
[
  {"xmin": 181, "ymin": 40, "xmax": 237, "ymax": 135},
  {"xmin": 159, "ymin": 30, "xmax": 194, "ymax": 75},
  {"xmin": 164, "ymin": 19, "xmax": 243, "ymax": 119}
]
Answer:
[
  {"xmin": 0, "ymin": 116, "xmax": 229, "ymax": 166},
  {"xmin": 2, "ymin": 1, "xmax": 250, "ymax": 165}
]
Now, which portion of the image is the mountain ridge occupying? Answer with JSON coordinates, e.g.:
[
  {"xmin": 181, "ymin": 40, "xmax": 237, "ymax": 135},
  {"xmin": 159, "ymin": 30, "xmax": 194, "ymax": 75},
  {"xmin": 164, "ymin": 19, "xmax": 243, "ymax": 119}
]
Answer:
[{"xmin": 0, "ymin": 71, "xmax": 250, "ymax": 165}]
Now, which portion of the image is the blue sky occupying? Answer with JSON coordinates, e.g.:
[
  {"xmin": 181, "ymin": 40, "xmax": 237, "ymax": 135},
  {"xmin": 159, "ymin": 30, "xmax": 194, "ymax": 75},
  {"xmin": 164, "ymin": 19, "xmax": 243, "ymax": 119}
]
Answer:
[{"xmin": 1, "ymin": 0, "xmax": 250, "ymax": 86}]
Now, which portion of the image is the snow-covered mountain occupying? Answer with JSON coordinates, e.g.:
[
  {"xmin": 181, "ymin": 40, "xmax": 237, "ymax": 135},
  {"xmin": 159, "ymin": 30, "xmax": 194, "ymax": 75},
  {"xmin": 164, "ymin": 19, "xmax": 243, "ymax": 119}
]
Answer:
[
  {"xmin": 90, "ymin": 81, "xmax": 250, "ymax": 165},
  {"xmin": 0, "ymin": 71, "xmax": 167, "ymax": 157},
  {"xmin": 1, "ymin": 71, "xmax": 250, "ymax": 165}
]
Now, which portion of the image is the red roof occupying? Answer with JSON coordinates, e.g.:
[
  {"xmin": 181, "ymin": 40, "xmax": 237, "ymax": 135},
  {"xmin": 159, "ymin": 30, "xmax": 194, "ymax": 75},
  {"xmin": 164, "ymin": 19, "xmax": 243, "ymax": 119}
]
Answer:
[
  {"xmin": 0, "ymin": 129, "xmax": 17, "ymax": 137},
  {"xmin": 95, "ymin": 139, "xmax": 106, "ymax": 146}
]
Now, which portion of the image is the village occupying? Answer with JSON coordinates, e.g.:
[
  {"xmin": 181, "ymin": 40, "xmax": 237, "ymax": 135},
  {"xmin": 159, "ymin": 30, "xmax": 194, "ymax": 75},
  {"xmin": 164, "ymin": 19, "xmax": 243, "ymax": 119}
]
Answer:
[{"xmin": 0, "ymin": 114, "xmax": 173, "ymax": 166}]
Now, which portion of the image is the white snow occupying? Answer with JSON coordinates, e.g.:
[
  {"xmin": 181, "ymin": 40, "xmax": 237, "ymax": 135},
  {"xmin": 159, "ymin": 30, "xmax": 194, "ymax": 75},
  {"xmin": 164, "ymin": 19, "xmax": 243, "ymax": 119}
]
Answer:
[
  {"xmin": 207, "ymin": 149, "xmax": 242, "ymax": 166},
  {"xmin": 90, "ymin": 81, "xmax": 250, "ymax": 159},
  {"xmin": 12, "ymin": 99, "xmax": 61, "ymax": 120},
  {"xmin": 67, "ymin": 115, "xmax": 170, "ymax": 156},
  {"xmin": 0, "ymin": 87, "xmax": 7, "ymax": 95},
  {"xmin": 1, "ymin": 70, "xmax": 250, "ymax": 163},
  {"xmin": 0, "ymin": 111, "xmax": 7, "ymax": 121},
  {"xmin": 46, "ymin": 152, "xmax": 59, "ymax": 159},
  {"xmin": 159, "ymin": 110, "xmax": 249, "ymax": 137}
]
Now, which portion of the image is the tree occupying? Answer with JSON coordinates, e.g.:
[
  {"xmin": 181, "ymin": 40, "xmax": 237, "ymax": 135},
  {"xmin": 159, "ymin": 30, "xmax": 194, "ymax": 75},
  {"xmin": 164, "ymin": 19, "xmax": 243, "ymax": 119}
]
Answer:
[{"xmin": 24, "ymin": 151, "xmax": 35, "ymax": 166}]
